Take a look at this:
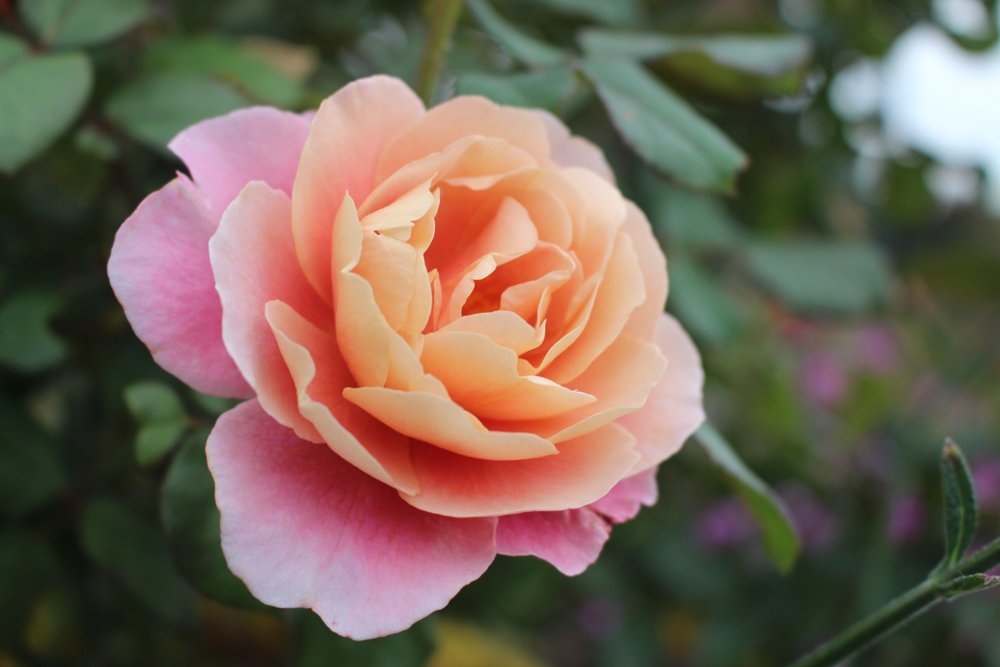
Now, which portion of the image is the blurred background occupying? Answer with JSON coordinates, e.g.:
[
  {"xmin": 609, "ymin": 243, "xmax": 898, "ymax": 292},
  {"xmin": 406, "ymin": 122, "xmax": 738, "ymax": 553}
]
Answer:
[{"xmin": 2, "ymin": 0, "xmax": 1000, "ymax": 665}]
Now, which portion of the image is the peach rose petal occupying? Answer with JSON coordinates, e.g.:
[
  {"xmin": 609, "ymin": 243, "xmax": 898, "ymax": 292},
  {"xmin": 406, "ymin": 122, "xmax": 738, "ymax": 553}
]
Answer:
[
  {"xmin": 420, "ymin": 330, "xmax": 596, "ymax": 421},
  {"xmin": 496, "ymin": 334, "xmax": 666, "ymax": 443},
  {"xmin": 621, "ymin": 314, "xmax": 706, "ymax": 473},
  {"xmin": 621, "ymin": 202, "xmax": 668, "ymax": 341},
  {"xmin": 376, "ymin": 95, "xmax": 552, "ymax": 180},
  {"xmin": 108, "ymin": 176, "xmax": 251, "ymax": 397},
  {"xmin": 209, "ymin": 182, "xmax": 330, "ymax": 443},
  {"xmin": 402, "ymin": 423, "xmax": 640, "ymax": 518},
  {"xmin": 168, "ymin": 107, "xmax": 312, "ymax": 221},
  {"xmin": 207, "ymin": 400, "xmax": 497, "ymax": 640},
  {"xmin": 293, "ymin": 76, "xmax": 425, "ymax": 301},
  {"xmin": 437, "ymin": 311, "xmax": 542, "ymax": 355},
  {"xmin": 342, "ymin": 386, "xmax": 558, "ymax": 461},
  {"xmin": 265, "ymin": 300, "xmax": 420, "ymax": 495},
  {"xmin": 495, "ymin": 509, "xmax": 610, "ymax": 576},
  {"xmin": 538, "ymin": 110, "xmax": 615, "ymax": 183}
]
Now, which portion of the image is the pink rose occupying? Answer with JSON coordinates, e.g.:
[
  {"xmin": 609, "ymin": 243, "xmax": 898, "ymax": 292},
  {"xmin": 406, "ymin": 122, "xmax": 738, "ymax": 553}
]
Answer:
[{"xmin": 108, "ymin": 75, "xmax": 704, "ymax": 638}]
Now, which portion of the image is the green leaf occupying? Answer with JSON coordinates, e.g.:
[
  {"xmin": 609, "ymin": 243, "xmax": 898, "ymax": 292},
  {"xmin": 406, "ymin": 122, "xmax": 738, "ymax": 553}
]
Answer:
[
  {"xmin": 0, "ymin": 530, "xmax": 57, "ymax": 648},
  {"xmin": 937, "ymin": 439, "xmax": 978, "ymax": 572},
  {"xmin": 937, "ymin": 573, "xmax": 1000, "ymax": 599},
  {"xmin": 648, "ymin": 181, "xmax": 743, "ymax": 250},
  {"xmin": 105, "ymin": 71, "xmax": 249, "ymax": 149},
  {"xmin": 582, "ymin": 58, "xmax": 747, "ymax": 193},
  {"xmin": 744, "ymin": 239, "xmax": 892, "ymax": 314},
  {"xmin": 668, "ymin": 258, "xmax": 748, "ymax": 345},
  {"xmin": 124, "ymin": 381, "xmax": 186, "ymax": 466},
  {"xmin": 124, "ymin": 381, "xmax": 184, "ymax": 423},
  {"xmin": 533, "ymin": 0, "xmax": 640, "ymax": 25},
  {"xmin": 21, "ymin": 0, "xmax": 150, "ymax": 48},
  {"xmin": 580, "ymin": 31, "xmax": 812, "ymax": 98},
  {"xmin": 0, "ymin": 290, "xmax": 68, "ymax": 372},
  {"xmin": 80, "ymin": 497, "xmax": 196, "ymax": 622},
  {"xmin": 466, "ymin": 0, "xmax": 568, "ymax": 67},
  {"xmin": 295, "ymin": 611, "xmax": 436, "ymax": 667},
  {"xmin": 161, "ymin": 433, "xmax": 259, "ymax": 608},
  {"xmin": 0, "ymin": 43, "xmax": 92, "ymax": 174},
  {"xmin": 0, "ymin": 403, "xmax": 66, "ymax": 518},
  {"xmin": 455, "ymin": 66, "xmax": 578, "ymax": 110},
  {"xmin": 694, "ymin": 423, "xmax": 800, "ymax": 573},
  {"xmin": 145, "ymin": 36, "xmax": 313, "ymax": 108}
]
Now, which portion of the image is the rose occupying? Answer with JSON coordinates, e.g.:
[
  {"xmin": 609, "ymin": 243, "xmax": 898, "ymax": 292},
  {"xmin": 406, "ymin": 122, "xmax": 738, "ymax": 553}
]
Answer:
[{"xmin": 108, "ymin": 75, "xmax": 705, "ymax": 639}]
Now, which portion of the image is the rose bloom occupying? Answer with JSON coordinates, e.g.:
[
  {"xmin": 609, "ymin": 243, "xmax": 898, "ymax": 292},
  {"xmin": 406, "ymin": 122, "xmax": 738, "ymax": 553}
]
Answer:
[{"xmin": 108, "ymin": 76, "xmax": 704, "ymax": 638}]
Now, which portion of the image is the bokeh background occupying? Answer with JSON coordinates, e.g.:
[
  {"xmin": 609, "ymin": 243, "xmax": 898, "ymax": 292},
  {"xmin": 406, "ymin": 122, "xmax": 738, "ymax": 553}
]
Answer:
[{"xmin": 2, "ymin": 0, "xmax": 1000, "ymax": 665}]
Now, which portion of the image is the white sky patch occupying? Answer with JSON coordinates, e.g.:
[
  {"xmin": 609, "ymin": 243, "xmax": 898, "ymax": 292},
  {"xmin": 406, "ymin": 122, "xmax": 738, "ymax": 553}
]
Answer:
[{"xmin": 932, "ymin": 0, "xmax": 992, "ymax": 39}]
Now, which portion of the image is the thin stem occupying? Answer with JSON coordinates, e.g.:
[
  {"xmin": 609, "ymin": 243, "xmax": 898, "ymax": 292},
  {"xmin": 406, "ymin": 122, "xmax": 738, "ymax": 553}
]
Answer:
[
  {"xmin": 788, "ymin": 537, "xmax": 1000, "ymax": 667},
  {"xmin": 415, "ymin": 0, "xmax": 464, "ymax": 105}
]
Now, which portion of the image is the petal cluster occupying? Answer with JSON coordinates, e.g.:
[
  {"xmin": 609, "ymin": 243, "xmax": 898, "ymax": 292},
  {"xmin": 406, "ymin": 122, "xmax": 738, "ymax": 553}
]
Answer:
[{"xmin": 108, "ymin": 76, "xmax": 705, "ymax": 638}]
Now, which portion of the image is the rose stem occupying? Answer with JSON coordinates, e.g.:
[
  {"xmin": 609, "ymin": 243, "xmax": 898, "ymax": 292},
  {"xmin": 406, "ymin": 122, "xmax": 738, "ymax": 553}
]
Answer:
[
  {"xmin": 415, "ymin": 0, "xmax": 464, "ymax": 105},
  {"xmin": 788, "ymin": 535, "xmax": 1000, "ymax": 667}
]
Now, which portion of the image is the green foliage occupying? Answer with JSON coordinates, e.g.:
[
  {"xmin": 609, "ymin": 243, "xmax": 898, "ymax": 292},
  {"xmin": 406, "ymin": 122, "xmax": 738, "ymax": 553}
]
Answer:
[
  {"xmin": 694, "ymin": 424, "xmax": 800, "ymax": 573},
  {"xmin": 0, "ymin": 402, "xmax": 66, "ymax": 518},
  {"xmin": 744, "ymin": 239, "xmax": 893, "ymax": 314},
  {"xmin": 466, "ymin": 0, "xmax": 568, "ymax": 67},
  {"xmin": 21, "ymin": 0, "xmax": 150, "ymax": 48},
  {"xmin": 455, "ymin": 66, "xmax": 578, "ymax": 110},
  {"xmin": 295, "ymin": 613, "xmax": 436, "ymax": 667},
  {"xmin": 124, "ymin": 381, "xmax": 187, "ymax": 466},
  {"xmin": 580, "ymin": 31, "xmax": 812, "ymax": 97},
  {"xmin": 584, "ymin": 58, "xmax": 747, "ymax": 193},
  {"xmin": 161, "ymin": 432, "xmax": 258, "ymax": 608},
  {"xmin": 0, "ymin": 289, "xmax": 68, "ymax": 372},
  {"xmin": 80, "ymin": 497, "xmax": 197, "ymax": 622},
  {"xmin": 0, "ymin": 38, "xmax": 92, "ymax": 174},
  {"xmin": 936, "ymin": 439, "xmax": 978, "ymax": 571},
  {"xmin": 105, "ymin": 71, "xmax": 250, "ymax": 148}
]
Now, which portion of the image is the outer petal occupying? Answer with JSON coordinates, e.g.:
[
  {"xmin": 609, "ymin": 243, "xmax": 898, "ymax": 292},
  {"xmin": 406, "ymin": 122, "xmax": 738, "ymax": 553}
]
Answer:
[
  {"xmin": 621, "ymin": 201, "xmax": 668, "ymax": 342},
  {"xmin": 495, "ymin": 469, "xmax": 658, "ymax": 576},
  {"xmin": 208, "ymin": 401, "xmax": 497, "ymax": 639},
  {"xmin": 108, "ymin": 176, "xmax": 250, "ymax": 397},
  {"xmin": 495, "ymin": 509, "xmax": 610, "ymax": 576},
  {"xmin": 538, "ymin": 110, "xmax": 615, "ymax": 183},
  {"xmin": 293, "ymin": 76, "xmax": 426, "ymax": 301},
  {"xmin": 588, "ymin": 468, "xmax": 659, "ymax": 524},
  {"xmin": 169, "ymin": 107, "xmax": 312, "ymax": 221},
  {"xmin": 621, "ymin": 314, "xmax": 705, "ymax": 472},
  {"xmin": 209, "ymin": 182, "xmax": 330, "ymax": 442},
  {"xmin": 403, "ymin": 423, "xmax": 640, "ymax": 518}
]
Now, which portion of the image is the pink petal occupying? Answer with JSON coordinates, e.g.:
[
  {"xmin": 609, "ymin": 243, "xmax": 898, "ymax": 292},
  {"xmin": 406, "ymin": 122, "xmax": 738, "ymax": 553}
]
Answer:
[
  {"xmin": 496, "ymin": 509, "xmax": 610, "ymax": 576},
  {"xmin": 538, "ymin": 110, "xmax": 615, "ymax": 183},
  {"xmin": 108, "ymin": 177, "xmax": 250, "ymax": 397},
  {"xmin": 207, "ymin": 400, "xmax": 497, "ymax": 639},
  {"xmin": 495, "ymin": 468, "xmax": 659, "ymax": 576},
  {"xmin": 293, "ymin": 76, "xmax": 426, "ymax": 301},
  {"xmin": 621, "ymin": 314, "xmax": 705, "ymax": 472},
  {"xmin": 169, "ymin": 107, "xmax": 312, "ymax": 222},
  {"xmin": 209, "ymin": 182, "xmax": 330, "ymax": 442},
  {"xmin": 589, "ymin": 468, "xmax": 659, "ymax": 524}
]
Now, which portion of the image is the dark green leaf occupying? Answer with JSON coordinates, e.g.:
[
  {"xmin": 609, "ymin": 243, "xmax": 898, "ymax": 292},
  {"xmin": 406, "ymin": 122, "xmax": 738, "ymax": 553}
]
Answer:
[
  {"xmin": 583, "ymin": 58, "xmax": 746, "ymax": 193},
  {"xmin": 124, "ymin": 381, "xmax": 184, "ymax": 423},
  {"xmin": 105, "ymin": 72, "xmax": 249, "ymax": 148},
  {"xmin": 0, "ymin": 530, "xmax": 57, "ymax": 647},
  {"xmin": 21, "ymin": 0, "xmax": 150, "ymax": 48},
  {"xmin": 648, "ymin": 182, "xmax": 743, "ymax": 250},
  {"xmin": 0, "ymin": 290, "xmax": 67, "ymax": 372},
  {"xmin": 669, "ymin": 258, "xmax": 748, "ymax": 345},
  {"xmin": 80, "ymin": 497, "xmax": 196, "ymax": 622},
  {"xmin": 0, "ymin": 403, "xmax": 66, "ymax": 518},
  {"xmin": 694, "ymin": 423, "xmax": 800, "ymax": 573},
  {"xmin": 145, "ymin": 36, "xmax": 314, "ymax": 107},
  {"xmin": 455, "ymin": 66, "xmax": 578, "ymax": 110},
  {"xmin": 938, "ymin": 574, "xmax": 1000, "ymax": 599},
  {"xmin": 466, "ymin": 0, "xmax": 568, "ymax": 67},
  {"xmin": 161, "ymin": 433, "xmax": 259, "ymax": 608},
  {"xmin": 295, "ymin": 611, "xmax": 436, "ymax": 667},
  {"xmin": 744, "ymin": 239, "xmax": 892, "ymax": 314},
  {"xmin": 937, "ymin": 439, "xmax": 978, "ymax": 571},
  {"xmin": 0, "ymin": 43, "xmax": 92, "ymax": 174},
  {"xmin": 534, "ymin": 0, "xmax": 640, "ymax": 25},
  {"xmin": 580, "ymin": 31, "xmax": 811, "ymax": 97},
  {"xmin": 135, "ymin": 421, "xmax": 186, "ymax": 467}
]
